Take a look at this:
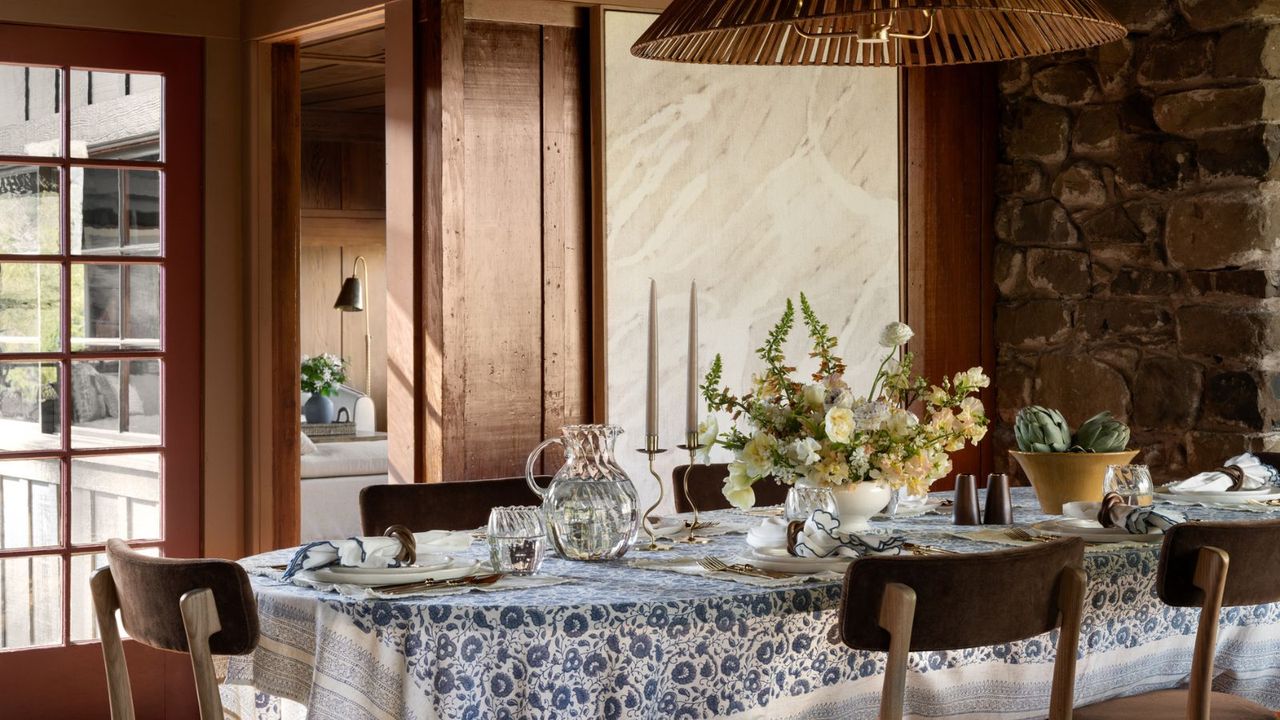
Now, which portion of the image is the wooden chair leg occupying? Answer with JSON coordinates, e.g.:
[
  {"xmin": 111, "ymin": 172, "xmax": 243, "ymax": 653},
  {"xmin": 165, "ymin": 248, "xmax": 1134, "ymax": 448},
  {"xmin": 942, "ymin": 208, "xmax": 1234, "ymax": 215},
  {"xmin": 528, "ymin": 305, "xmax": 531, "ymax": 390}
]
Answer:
[
  {"xmin": 1050, "ymin": 566, "xmax": 1086, "ymax": 720},
  {"xmin": 1188, "ymin": 547, "xmax": 1229, "ymax": 720},
  {"xmin": 877, "ymin": 582, "xmax": 918, "ymax": 720},
  {"xmin": 91, "ymin": 567, "xmax": 136, "ymax": 720},
  {"xmin": 180, "ymin": 588, "xmax": 226, "ymax": 720}
]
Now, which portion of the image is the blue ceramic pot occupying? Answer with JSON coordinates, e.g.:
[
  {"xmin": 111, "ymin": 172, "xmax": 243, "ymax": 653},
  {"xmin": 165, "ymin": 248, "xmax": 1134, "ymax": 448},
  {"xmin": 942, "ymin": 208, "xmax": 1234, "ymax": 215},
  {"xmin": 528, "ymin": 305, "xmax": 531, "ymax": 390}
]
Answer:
[{"xmin": 303, "ymin": 393, "xmax": 335, "ymax": 424}]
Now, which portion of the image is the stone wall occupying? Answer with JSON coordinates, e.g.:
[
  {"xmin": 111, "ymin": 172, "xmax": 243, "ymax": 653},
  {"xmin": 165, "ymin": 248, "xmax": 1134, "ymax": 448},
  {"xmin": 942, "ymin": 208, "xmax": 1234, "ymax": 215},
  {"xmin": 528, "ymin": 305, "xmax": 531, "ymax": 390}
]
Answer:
[{"xmin": 993, "ymin": 0, "xmax": 1280, "ymax": 481}]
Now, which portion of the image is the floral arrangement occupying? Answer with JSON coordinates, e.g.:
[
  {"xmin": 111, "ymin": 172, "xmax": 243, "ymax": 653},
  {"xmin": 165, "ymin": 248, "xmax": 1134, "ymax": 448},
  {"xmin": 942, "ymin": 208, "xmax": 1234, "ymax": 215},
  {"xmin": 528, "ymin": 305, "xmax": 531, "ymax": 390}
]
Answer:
[
  {"xmin": 700, "ymin": 295, "xmax": 990, "ymax": 509},
  {"xmin": 301, "ymin": 353, "xmax": 348, "ymax": 398}
]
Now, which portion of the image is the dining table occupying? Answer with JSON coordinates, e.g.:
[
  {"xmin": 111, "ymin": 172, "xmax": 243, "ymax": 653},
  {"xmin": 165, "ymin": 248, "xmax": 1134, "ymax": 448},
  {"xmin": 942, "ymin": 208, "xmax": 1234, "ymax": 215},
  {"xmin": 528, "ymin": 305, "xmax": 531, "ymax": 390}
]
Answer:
[{"xmin": 220, "ymin": 488, "xmax": 1280, "ymax": 720}]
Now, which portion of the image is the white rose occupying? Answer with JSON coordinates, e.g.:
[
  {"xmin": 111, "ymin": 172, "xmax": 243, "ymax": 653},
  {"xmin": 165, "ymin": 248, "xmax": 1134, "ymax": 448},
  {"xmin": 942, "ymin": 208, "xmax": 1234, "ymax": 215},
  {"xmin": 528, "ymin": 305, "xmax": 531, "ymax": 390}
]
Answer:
[
  {"xmin": 722, "ymin": 461, "xmax": 756, "ymax": 509},
  {"xmin": 878, "ymin": 321, "xmax": 914, "ymax": 348},
  {"xmin": 789, "ymin": 437, "xmax": 822, "ymax": 466},
  {"xmin": 802, "ymin": 383, "xmax": 826, "ymax": 409},
  {"xmin": 824, "ymin": 407, "xmax": 856, "ymax": 444},
  {"xmin": 741, "ymin": 432, "xmax": 778, "ymax": 478}
]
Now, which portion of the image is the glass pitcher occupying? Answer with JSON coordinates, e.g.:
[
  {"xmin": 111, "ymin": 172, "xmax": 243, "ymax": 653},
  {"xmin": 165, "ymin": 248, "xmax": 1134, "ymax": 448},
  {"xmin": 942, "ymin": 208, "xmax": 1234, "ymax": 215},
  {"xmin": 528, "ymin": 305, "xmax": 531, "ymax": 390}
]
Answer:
[{"xmin": 525, "ymin": 424, "xmax": 639, "ymax": 561}]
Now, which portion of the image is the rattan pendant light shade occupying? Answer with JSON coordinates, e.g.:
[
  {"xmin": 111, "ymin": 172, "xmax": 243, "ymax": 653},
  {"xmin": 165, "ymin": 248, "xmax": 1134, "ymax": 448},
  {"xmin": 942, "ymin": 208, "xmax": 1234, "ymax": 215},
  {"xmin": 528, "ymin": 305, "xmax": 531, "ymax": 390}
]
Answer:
[{"xmin": 630, "ymin": 0, "xmax": 1127, "ymax": 67}]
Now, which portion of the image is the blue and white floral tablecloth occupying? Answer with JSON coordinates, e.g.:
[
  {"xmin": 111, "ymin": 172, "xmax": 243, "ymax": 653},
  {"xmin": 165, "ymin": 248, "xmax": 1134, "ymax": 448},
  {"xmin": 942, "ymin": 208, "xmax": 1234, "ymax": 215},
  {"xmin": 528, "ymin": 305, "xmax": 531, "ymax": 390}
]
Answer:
[{"xmin": 221, "ymin": 488, "xmax": 1280, "ymax": 720}]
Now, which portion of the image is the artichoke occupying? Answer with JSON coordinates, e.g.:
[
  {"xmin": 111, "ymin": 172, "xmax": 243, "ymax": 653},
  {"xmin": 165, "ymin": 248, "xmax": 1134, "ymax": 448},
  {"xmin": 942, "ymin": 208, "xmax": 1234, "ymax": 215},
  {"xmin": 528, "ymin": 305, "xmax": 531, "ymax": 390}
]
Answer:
[
  {"xmin": 1015, "ymin": 406, "xmax": 1072, "ymax": 453},
  {"xmin": 1072, "ymin": 411, "xmax": 1130, "ymax": 453}
]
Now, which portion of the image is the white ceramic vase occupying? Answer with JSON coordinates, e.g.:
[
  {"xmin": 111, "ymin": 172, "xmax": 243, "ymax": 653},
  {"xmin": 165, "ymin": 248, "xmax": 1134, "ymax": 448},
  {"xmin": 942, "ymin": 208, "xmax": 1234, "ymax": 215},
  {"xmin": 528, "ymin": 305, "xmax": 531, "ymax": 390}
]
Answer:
[{"xmin": 830, "ymin": 482, "xmax": 892, "ymax": 531}]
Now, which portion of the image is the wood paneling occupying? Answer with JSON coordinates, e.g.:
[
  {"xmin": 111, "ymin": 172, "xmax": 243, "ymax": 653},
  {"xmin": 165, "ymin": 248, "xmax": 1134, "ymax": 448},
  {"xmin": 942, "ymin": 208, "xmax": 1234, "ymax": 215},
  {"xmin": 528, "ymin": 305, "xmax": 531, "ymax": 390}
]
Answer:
[
  {"xmin": 462, "ymin": 22, "xmax": 545, "ymax": 478},
  {"xmin": 300, "ymin": 130, "xmax": 387, "ymax": 428},
  {"xmin": 542, "ymin": 24, "xmax": 592, "ymax": 471},
  {"xmin": 270, "ymin": 41, "xmax": 302, "ymax": 551},
  {"xmin": 902, "ymin": 64, "xmax": 997, "ymax": 489},
  {"xmin": 299, "ymin": 245, "xmax": 343, "ymax": 358},
  {"xmin": 303, "ymin": 109, "xmax": 384, "ymax": 142},
  {"xmin": 385, "ymin": 0, "xmax": 423, "ymax": 484}
]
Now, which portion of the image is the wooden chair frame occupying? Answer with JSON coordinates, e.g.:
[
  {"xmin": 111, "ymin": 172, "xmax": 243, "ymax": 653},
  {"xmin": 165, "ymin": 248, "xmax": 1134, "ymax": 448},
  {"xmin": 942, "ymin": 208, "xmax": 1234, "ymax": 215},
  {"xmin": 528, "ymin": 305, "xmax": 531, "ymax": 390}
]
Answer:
[
  {"xmin": 90, "ymin": 567, "xmax": 228, "ymax": 720},
  {"xmin": 875, "ymin": 566, "xmax": 1087, "ymax": 720},
  {"xmin": 1186, "ymin": 546, "xmax": 1230, "ymax": 720}
]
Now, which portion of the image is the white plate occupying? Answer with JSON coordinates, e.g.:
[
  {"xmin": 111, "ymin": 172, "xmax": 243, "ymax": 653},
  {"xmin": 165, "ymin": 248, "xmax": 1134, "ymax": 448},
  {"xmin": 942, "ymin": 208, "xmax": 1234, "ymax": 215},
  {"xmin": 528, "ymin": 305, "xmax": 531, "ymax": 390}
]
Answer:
[
  {"xmin": 647, "ymin": 516, "xmax": 687, "ymax": 538},
  {"xmin": 312, "ymin": 558, "xmax": 481, "ymax": 586},
  {"xmin": 316, "ymin": 554, "xmax": 452, "ymax": 577},
  {"xmin": 739, "ymin": 547, "xmax": 850, "ymax": 573},
  {"xmin": 877, "ymin": 499, "xmax": 945, "ymax": 519},
  {"xmin": 1156, "ymin": 486, "xmax": 1280, "ymax": 504},
  {"xmin": 1030, "ymin": 518, "xmax": 1162, "ymax": 544}
]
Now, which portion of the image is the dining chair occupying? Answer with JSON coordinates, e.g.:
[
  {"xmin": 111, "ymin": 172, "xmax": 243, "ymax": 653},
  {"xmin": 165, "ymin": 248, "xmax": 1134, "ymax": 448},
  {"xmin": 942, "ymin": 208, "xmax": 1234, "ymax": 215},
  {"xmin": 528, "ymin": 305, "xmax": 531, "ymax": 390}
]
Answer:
[
  {"xmin": 93, "ymin": 539, "xmax": 259, "ymax": 720},
  {"xmin": 671, "ymin": 463, "xmax": 790, "ymax": 513},
  {"xmin": 1075, "ymin": 520, "xmax": 1280, "ymax": 719},
  {"xmin": 359, "ymin": 476, "xmax": 549, "ymax": 534},
  {"xmin": 838, "ymin": 538, "xmax": 1087, "ymax": 720}
]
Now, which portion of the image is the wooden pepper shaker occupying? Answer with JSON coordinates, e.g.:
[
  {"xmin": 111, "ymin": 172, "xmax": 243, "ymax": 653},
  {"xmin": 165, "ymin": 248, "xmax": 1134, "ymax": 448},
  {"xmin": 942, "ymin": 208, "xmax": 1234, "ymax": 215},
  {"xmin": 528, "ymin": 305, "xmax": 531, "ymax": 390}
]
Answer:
[
  {"xmin": 984, "ymin": 473, "xmax": 1013, "ymax": 525},
  {"xmin": 953, "ymin": 474, "xmax": 981, "ymax": 526}
]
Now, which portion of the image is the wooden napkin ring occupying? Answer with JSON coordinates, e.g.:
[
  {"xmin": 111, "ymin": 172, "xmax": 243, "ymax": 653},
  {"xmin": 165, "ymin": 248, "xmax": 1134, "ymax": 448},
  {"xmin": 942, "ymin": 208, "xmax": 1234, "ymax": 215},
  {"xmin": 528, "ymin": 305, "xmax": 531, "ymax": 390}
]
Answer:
[
  {"xmin": 1217, "ymin": 465, "xmax": 1246, "ymax": 491},
  {"xmin": 1097, "ymin": 492, "xmax": 1124, "ymax": 528},
  {"xmin": 383, "ymin": 524, "xmax": 417, "ymax": 565},
  {"xmin": 786, "ymin": 520, "xmax": 805, "ymax": 556}
]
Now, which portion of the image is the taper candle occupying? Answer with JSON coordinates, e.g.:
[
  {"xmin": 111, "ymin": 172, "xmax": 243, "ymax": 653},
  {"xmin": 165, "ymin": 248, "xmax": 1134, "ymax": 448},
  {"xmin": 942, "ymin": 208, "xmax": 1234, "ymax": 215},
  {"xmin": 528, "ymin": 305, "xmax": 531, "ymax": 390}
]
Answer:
[
  {"xmin": 646, "ymin": 279, "xmax": 659, "ymax": 437},
  {"xmin": 686, "ymin": 281, "xmax": 698, "ymax": 437}
]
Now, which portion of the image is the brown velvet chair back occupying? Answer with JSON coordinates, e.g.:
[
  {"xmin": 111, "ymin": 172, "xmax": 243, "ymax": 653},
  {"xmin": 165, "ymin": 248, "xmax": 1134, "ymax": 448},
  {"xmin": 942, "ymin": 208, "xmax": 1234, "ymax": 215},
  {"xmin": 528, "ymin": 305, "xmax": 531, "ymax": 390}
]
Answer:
[
  {"xmin": 1158, "ymin": 519, "xmax": 1280, "ymax": 608},
  {"xmin": 671, "ymin": 464, "xmax": 790, "ymax": 513},
  {"xmin": 360, "ymin": 476, "xmax": 548, "ymax": 534},
  {"xmin": 840, "ymin": 537, "xmax": 1085, "ymax": 651},
  {"xmin": 103, "ymin": 538, "xmax": 258, "ymax": 655}
]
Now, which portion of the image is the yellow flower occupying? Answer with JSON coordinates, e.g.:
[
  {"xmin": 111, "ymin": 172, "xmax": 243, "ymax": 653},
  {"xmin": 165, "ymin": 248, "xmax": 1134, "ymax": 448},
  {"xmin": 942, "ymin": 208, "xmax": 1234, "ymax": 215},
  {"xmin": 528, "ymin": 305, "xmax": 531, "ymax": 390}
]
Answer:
[
  {"xmin": 885, "ymin": 408, "xmax": 919, "ymax": 439},
  {"xmin": 722, "ymin": 461, "xmax": 756, "ymax": 509},
  {"xmin": 812, "ymin": 451, "xmax": 850, "ymax": 486},
  {"xmin": 929, "ymin": 407, "xmax": 957, "ymax": 434},
  {"xmin": 741, "ymin": 432, "xmax": 778, "ymax": 478},
  {"xmin": 956, "ymin": 396, "xmax": 985, "ymax": 428},
  {"xmin": 824, "ymin": 407, "xmax": 856, "ymax": 444},
  {"xmin": 695, "ymin": 415, "xmax": 718, "ymax": 463},
  {"xmin": 927, "ymin": 385, "xmax": 949, "ymax": 407}
]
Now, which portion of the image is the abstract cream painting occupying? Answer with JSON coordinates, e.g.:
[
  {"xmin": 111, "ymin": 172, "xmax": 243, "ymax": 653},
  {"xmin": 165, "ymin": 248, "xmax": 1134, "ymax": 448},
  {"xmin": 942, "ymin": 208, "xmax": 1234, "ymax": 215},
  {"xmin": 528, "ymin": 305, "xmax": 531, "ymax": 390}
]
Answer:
[{"xmin": 602, "ymin": 11, "xmax": 901, "ymax": 511}]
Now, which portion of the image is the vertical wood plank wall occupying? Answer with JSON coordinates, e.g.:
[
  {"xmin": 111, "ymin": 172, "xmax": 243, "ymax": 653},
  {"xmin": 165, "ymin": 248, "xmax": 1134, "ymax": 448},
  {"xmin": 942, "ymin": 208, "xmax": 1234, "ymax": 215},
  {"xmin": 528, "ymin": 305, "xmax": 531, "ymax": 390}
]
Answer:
[
  {"xmin": 457, "ymin": 20, "xmax": 591, "ymax": 479},
  {"xmin": 299, "ymin": 134, "xmax": 389, "ymax": 429},
  {"xmin": 389, "ymin": 6, "xmax": 592, "ymax": 483}
]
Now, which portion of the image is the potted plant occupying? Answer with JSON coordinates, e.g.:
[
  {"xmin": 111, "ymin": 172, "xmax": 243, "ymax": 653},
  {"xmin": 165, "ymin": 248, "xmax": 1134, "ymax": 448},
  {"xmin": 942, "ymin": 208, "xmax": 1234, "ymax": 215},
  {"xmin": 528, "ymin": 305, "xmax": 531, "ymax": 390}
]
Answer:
[
  {"xmin": 301, "ymin": 354, "xmax": 347, "ymax": 424},
  {"xmin": 1009, "ymin": 406, "xmax": 1137, "ymax": 513},
  {"xmin": 701, "ymin": 295, "xmax": 989, "ymax": 530}
]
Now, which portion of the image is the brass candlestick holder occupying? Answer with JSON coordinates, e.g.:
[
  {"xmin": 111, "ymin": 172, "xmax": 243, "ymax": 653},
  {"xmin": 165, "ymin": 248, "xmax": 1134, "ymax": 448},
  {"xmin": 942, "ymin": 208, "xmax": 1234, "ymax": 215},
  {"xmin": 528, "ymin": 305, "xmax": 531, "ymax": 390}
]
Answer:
[
  {"xmin": 674, "ymin": 432, "xmax": 716, "ymax": 544},
  {"xmin": 635, "ymin": 435, "xmax": 673, "ymax": 552}
]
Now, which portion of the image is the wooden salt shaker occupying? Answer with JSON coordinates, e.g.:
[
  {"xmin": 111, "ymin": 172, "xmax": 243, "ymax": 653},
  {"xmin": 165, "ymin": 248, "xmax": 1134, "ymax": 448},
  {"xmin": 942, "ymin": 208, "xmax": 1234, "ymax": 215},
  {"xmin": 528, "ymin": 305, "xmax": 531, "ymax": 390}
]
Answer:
[
  {"xmin": 983, "ymin": 473, "xmax": 1013, "ymax": 525},
  {"xmin": 953, "ymin": 474, "xmax": 981, "ymax": 526}
]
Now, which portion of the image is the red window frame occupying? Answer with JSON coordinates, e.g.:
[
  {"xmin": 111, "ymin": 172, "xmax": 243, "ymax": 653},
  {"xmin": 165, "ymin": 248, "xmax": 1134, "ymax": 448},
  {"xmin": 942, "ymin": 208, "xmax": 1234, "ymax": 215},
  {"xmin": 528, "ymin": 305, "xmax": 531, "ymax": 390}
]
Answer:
[{"xmin": 0, "ymin": 22, "xmax": 203, "ymax": 718}]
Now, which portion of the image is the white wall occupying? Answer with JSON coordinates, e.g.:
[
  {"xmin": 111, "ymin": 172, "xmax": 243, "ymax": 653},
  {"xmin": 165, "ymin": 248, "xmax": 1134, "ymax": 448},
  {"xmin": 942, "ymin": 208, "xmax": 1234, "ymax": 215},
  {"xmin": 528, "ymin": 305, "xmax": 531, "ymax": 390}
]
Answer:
[{"xmin": 602, "ymin": 11, "xmax": 902, "ymax": 512}]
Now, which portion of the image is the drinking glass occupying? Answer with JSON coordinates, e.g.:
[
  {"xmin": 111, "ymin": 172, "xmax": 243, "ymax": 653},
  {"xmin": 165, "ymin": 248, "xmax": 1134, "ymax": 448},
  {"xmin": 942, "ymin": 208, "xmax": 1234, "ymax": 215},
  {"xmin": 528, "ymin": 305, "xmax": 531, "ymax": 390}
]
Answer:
[
  {"xmin": 488, "ymin": 506, "xmax": 546, "ymax": 575},
  {"xmin": 785, "ymin": 486, "xmax": 837, "ymax": 522},
  {"xmin": 1104, "ymin": 465, "xmax": 1154, "ymax": 507}
]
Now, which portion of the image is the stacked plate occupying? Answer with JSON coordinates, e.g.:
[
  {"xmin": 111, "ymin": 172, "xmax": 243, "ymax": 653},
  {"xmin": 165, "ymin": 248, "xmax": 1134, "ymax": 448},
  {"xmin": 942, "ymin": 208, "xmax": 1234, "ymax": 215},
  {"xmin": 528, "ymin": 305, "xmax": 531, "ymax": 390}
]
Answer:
[
  {"xmin": 1028, "ymin": 518, "xmax": 1162, "ymax": 544},
  {"xmin": 1155, "ymin": 486, "xmax": 1280, "ymax": 506}
]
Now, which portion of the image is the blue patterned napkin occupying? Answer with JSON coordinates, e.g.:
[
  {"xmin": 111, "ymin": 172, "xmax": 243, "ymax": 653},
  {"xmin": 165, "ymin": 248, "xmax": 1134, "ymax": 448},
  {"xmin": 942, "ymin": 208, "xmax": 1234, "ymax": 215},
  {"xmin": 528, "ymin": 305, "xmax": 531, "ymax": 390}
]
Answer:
[{"xmin": 1065, "ymin": 495, "xmax": 1185, "ymax": 534}]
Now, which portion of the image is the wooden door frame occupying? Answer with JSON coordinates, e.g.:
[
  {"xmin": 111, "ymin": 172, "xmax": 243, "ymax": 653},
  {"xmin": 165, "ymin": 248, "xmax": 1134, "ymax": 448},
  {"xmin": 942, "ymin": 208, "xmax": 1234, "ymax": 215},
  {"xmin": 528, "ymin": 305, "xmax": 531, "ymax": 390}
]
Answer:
[
  {"xmin": 245, "ymin": 9, "xmax": 385, "ymax": 553},
  {"xmin": 0, "ymin": 20, "xmax": 205, "ymax": 718}
]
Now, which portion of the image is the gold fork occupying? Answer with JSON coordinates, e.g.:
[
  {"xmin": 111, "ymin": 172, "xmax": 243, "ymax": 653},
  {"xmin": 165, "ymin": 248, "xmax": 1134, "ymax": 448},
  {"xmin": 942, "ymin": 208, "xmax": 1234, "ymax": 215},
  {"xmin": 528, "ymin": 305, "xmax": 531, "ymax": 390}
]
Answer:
[
  {"xmin": 902, "ymin": 543, "xmax": 959, "ymax": 556},
  {"xmin": 1006, "ymin": 528, "xmax": 1054, "ymax": 543},
  {"xmin": 375, "ymin": 573, "xmax": 505, "ymax": 595},
  {"xmin": 698, "ymin": 556, "xmax": 792, "ymax": 580}
]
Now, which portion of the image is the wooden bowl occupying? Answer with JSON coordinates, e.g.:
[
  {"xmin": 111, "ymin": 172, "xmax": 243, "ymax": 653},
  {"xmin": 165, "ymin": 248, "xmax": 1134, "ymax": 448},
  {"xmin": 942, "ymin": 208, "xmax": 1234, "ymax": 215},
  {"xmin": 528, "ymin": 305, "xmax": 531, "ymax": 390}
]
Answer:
[{"xmin": 1009, "ymin": 450, "xmax": 1140, "ymax": 514}]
